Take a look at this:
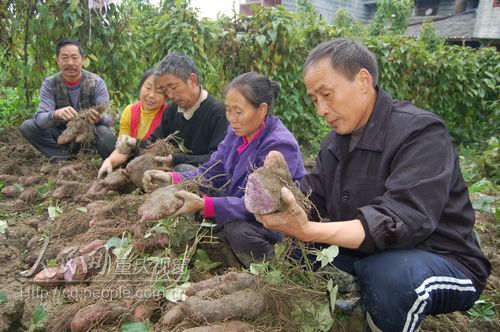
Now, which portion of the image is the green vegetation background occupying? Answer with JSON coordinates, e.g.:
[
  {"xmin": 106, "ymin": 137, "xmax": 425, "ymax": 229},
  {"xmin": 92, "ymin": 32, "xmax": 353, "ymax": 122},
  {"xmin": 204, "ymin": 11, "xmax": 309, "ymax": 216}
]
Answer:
[{"xmin": 0, "ymin": 0, "xmax": 498, "ymax": 189}]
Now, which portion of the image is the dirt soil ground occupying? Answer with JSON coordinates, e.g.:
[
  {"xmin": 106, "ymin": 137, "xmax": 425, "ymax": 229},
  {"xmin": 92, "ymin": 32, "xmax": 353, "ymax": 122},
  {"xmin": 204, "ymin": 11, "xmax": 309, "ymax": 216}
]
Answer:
[{"xmin": 0, "ymin": 128, "xmax": 498, "ymax": 332}]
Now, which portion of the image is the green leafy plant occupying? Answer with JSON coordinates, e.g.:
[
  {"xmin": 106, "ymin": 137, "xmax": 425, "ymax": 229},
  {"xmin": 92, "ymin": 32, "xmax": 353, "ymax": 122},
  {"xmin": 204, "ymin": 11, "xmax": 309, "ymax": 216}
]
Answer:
[
  {"xmin": 29, "ymin": 304, "xmax": 47, "ymax": 331},
  {"xmin": 193, "ymin": 249, "xmax": 222, "ymax": 273},
  {"xmin": 120, "ymin": 321, "xmax": 150, "ymax": 332},
  {"xmin": 467, "ymin": 296, "xmax": 497, "ymax": 321},
  {"xmin": 291, "ymin": 300, "xmax": 334, "ymax": 332},
  {"xmin": 0, "ymin": 290, "xmax": 7, "ymax": 305}
]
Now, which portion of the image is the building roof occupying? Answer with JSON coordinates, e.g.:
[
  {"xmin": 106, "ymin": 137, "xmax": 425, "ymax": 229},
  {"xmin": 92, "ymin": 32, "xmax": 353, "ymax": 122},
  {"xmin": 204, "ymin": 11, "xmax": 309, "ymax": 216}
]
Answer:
[{"xmin": 406, "ymin": 10, "xmax": 477, "ymax": 39}]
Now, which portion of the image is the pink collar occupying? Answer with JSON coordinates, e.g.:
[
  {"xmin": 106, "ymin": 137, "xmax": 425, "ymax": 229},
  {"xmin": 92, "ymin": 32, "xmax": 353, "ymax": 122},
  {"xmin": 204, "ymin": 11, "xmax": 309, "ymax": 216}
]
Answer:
[{"xmin": 236, "ymin": 120, "xmax": 266, "ymax": 154}]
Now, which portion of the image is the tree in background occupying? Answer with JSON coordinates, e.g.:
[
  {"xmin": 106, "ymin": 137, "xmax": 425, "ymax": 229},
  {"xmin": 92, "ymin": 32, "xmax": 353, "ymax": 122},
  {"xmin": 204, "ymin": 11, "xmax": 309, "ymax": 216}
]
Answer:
[{"xmin": 369, "ymin": 0, "xmax": 413, "ymax": 36}]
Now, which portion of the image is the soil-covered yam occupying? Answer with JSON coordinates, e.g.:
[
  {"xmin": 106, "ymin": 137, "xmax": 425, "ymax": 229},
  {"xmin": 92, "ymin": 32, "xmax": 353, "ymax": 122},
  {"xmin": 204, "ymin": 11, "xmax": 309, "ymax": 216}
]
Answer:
[
  {"xmin": 63, "ymin": 256, "xmax": 90, "ymax": 281},
  {"xmin": 79, "ymin": 239, "xmax": 106, "ymax": 255},
  {"xmin": 1, "ymin": 184, "xmax": 23, "ymax": 198},
  {"xmin": 245, "ymin": 150, "xmax": 309, "ymax": 214},
  {"xmin": 138, "ymin": 185, "xmax": 183, "ymax": 221},
  {"xmin": 18, "ymin": 187, "xmax": 39, "ymax": 203},
  {"xmin": 183, "ymin": 321, "xmax": 255, "ymax": 332},
  {"xmin": 57, "ymin": 105, "xmax": 108, "ymax": 146},
  {"xmin": 132, "ymin": 299, "xmax": 157, "ymax": 322},
  {"xmin": 161, "ymin": 305, "xmax": 186, "ymax": 327},
  {"xmin": 102, "ymin": 168, "xmax": 133, "ymax": 192},
  {"xmin": 195, "ymin": 272, "xmax": 256, "ymax": 298},
  {"xmin": 80, "ymin": 181, "xmax": 108, "ymax": 202},
  {"xmin": 125, "ymin": 154, "xmax": 161, "ymax": 190},
  {"xmin": 0, "ymin": 174, "xmax": 19, "ymax": 183},
  {"xmin": 57, "ymin": 163, "xmax": 85, "ymax": 180},
  {"xmin": 18, "ymin": 175, "xmax": 44, "ymax": 186},
  {"xmin": 53, "ymin": 181, "xmax": 81, "ymax": 199},
  {"xmin": 70, "ymin": 302, "xmax": 128, "ymax": 332},
  {"xmin": 182, "ymin": 288, "xmax": 266, "ymax": 323},
  {"xmin": 47, "ymin": 302, "xmax": 87, "ymax": 332}
]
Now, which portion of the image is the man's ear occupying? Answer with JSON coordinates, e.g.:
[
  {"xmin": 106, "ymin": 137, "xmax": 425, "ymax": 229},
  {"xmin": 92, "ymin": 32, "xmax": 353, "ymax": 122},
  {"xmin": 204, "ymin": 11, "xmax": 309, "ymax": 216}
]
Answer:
[
  {"xmin": 187, "ymin": 73, "xmax": 198, "ymax": 87},
  {"xmin": 357, "ymin": 68, "xmax": 373, "ymax": 93}
]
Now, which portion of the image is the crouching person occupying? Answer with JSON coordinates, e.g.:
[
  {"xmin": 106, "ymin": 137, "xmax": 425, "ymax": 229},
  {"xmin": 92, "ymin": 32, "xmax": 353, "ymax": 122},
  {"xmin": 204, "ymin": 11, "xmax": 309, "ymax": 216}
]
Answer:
[
  {"xmin": 141, "ymin": 72, "xmax": 306, "ymax": 267},
  {"xmin": 256, "ymin": 38, "xmax": 491, "ymax": 331},
  {"xmin": 19, "ymin": 39, "xmax": 115, "ymax": 163}
]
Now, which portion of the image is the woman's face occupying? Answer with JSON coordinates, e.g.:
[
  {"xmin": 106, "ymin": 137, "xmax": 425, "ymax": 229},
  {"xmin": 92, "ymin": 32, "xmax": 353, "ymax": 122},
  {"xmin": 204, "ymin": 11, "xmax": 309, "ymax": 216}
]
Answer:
[
  {"xmin": 140, "ymin": 75, "xmax": 166, "ymax": 112},
  {"xmin": 225, "ymin": 88, "xmax": 267, "ymax": 141}
]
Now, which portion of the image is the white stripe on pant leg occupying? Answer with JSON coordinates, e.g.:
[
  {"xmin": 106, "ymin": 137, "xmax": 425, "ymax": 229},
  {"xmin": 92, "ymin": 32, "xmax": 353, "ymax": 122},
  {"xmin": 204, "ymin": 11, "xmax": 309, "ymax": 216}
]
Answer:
[
  {"xmin": 403, "ymin": 276, "xmax": 476, "ymax": 332},
  {"xmin": 366, "ymin": 312, "xmax": 383, "ymax": 332}
]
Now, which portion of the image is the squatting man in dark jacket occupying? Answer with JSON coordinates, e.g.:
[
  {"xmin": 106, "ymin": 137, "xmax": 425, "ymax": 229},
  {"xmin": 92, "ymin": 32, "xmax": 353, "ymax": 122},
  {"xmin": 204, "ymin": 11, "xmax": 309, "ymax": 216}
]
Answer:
[
  {"xmin": 20, "ymin": 39, "xmax": 116, "ymax": 163},
  {"xmin": 257, "ymin": 38, "xmax": 491, "ymax": 331}
]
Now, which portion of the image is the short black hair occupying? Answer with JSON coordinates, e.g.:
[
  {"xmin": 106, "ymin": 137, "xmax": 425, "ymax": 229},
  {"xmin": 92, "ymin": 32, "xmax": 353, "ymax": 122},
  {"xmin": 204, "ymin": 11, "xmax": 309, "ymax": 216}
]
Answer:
[
  {"xmin": 225, "ymin": 72, "xmax": 280, "ymax": 115},
  {"xmin": 138, "ymin": 68, "xmax": 156, "ymax": 92},
  {"xmin": 56, "ymin": 39, "xmax": 84, "ymax": 57},
  {"xmin": 155, "ymin": 52, "xmax": 201, "ymax": 85},
  {"xmin": 304, "ymin": 38, "xmax": 379, "ymax": 87}
]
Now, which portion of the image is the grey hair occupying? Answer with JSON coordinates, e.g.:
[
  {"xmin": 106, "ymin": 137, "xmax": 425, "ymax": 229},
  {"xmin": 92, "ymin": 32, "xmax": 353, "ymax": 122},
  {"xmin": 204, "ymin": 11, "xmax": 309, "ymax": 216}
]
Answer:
[
  {"xmin": 155, "ymin": 52, "xmax": 201, "ymax": 85},
  {"xmin": 304, "ymin": 38, "xmax": 379, "ymax": 87}
]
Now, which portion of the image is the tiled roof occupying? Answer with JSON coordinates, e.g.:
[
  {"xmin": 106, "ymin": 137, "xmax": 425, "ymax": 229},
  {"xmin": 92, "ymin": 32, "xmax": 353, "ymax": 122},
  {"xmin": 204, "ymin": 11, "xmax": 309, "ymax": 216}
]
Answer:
[{"xmin": 406, "ymin": 10, "xmax": 476, "ymax": 39}]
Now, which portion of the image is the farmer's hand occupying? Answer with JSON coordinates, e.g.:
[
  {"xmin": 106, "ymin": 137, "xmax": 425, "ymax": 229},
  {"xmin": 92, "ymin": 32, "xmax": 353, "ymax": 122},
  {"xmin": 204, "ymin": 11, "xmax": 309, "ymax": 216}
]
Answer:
[
  {"xmin": 154, "ymin": 155, "xmax": 173, "ymax": 170},
  {"xmin": 88, "ymin": 108, "xmax": 102, "ymax": 124},
  {"xmin": 116, "ymin": 135, "xmax": 138, "ymax": 155},
  {"xmin": 256, "ymin": 187, "xmax": 309, "ymax": 239},
  {"xmin": 97, "ymin": 159, "xmax": 113, "ymax": 179},
  {"xmin": 54, "ymin": 106, "xmax": 78, "ymax": 122},
  {"xmin": 143, "ymin": 170, "xmax": 172, "ymax": 193},
  {"xmin": 173, "ymin": 191, "xmax": 204, "ymax": 216}
]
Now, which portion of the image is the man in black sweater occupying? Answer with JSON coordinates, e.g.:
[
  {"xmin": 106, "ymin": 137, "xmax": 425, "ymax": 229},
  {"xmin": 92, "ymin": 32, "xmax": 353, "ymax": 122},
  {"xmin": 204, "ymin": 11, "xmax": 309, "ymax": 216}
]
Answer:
[{"xmin": 115, "ymin": 53, "xmax": 227, "ymax": 172}]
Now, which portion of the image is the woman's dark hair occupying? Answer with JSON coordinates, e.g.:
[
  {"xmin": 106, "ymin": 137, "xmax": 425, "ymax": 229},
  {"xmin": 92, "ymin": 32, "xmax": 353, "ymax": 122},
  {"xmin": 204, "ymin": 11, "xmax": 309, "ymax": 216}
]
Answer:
[
  {"xmin": 138, "ymin": 68, "xmax": 156, "ymax": 92},
  {"xmin": 225, "ymin": 72, "xmax": 280, "ymax": 115}
]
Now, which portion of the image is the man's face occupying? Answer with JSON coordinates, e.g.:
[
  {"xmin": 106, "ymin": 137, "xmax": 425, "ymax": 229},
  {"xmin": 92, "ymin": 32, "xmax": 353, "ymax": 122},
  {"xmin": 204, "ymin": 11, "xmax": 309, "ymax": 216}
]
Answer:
[
  {"xmin": 156, "ymin": 73, "xmax": 198, "ymax": 109},
  {"xmin": 305, "ymin": 58, "xmax": 371, "ymax": 135},
  {"xmin": 56, "ymin": 45, "xmax": 84, "ymax": 81}
]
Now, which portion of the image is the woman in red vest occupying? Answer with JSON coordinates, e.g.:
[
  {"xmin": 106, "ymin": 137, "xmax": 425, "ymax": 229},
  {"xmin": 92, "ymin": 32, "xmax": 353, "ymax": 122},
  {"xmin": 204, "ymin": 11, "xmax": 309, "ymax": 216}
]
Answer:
[{"xmin": 97, "ymin": 69, "xmax": 166, "ymax": 178}]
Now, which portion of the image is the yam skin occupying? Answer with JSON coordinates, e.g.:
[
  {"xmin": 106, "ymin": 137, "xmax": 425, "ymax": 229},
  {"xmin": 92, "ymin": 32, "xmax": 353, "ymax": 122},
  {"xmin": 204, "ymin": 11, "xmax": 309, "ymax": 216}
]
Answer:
[
  {"xmin": 32, "ymin": 266, "xmax": 64, "ymax": 287},
  {"xmin": 125, "ymin": 154, "xmax": 159, "ymax": 190},
  {"xmin": 102, "ymin": 168, "xmax": 133, "ymax": 192},
  {"xmin": 70, "ymin": 303, "xmax": 128, "ymax": 332},
  {"xmin": 1, "ymin": 185, "xmax": 23, "ymax": 198},
  {"xmin": 138, "ymin": 185, "xmax": 183, "ymax": 222},
  {"xmin": 161, "ymin": 305, "xmax": 186, "ymax": 327},
  {"xmin": 182, "ymin": 288, "xmax": 266, "ymax": 323},
  {"xmin": 79, "ymin": 239, "xmax": 106, "ymax": 255},
  {"xmin": 52, "ymin": 181, "xmax": 81, "ymax": 199},
  {"xmin": 182, "ymin": 321, "xmax": 255, "ymax": 332},
  {"xmin": 244, "ymin": 151, "xmax": 309, "ymax": 215},
  {"xmin": 132, "ymin": 299, "xmax": 157, "ymax": 322},
  {"xmin": 185, "ymin": 272, "xmax": 256, "ymax": 298}
]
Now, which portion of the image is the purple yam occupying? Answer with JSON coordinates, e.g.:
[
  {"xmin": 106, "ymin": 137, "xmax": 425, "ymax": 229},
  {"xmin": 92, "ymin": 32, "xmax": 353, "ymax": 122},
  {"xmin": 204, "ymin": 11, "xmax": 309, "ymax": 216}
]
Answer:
[{"xmin": 244, "ymin": 173, "xmax": 278, "ymax": 214}]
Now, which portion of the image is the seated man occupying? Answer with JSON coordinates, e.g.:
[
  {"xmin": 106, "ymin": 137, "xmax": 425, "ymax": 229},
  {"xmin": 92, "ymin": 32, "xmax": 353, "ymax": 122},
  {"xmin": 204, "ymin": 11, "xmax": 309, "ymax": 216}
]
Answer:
[
  {"xmin": 19, "ymin": 39, "xmax": 115, "ymax": 163},
  {"xmin": 115, "ymin": 52, "xmax": 228, "ymax": 172},
  {"xmin": 257, "ymin": 38, "xmax": 491, "ymax": 331}
]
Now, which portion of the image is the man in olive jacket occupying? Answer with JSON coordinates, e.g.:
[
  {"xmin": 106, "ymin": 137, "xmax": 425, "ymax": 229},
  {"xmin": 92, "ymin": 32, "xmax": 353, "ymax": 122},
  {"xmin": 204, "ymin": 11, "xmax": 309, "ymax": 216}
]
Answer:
[
  {"xmin": 258, "ymin": 38, "xmax": 490, "ymax": 332},
  {"xmin": 20, "ymin": 39, "xmax": 115, "ymax": 162}
]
